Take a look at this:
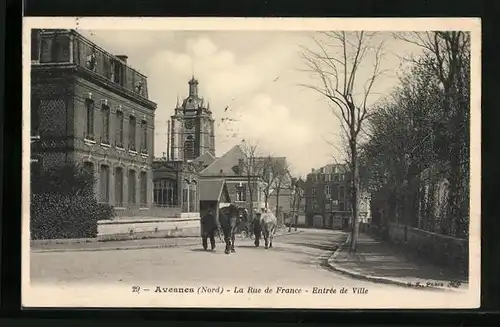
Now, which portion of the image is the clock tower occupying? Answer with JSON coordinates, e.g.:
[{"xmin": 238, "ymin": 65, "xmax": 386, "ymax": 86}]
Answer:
[{"xmin": 170, "ymin": 76, "xmax": 216, "ymax": 161}]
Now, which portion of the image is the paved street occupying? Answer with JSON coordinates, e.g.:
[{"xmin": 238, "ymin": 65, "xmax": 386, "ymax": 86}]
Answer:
[
  {"xmin": 27, "ymin": 229, "xmax": 469, "ymax": 308},
  {"xmin": 31, "ymin": 229, "xmax": 397, "ymax": 288}
]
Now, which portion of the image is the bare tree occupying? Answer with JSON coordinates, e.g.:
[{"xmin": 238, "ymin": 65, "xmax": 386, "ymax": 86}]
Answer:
[
  {"xmin": 261, "ymin": 155, "xmax": 279, "ymax": 210},
  {"xmin": 271, "ymin": 159, "xmax": 291, "ymax": 227},
  {"xmin": 300, "ymin": 31, "xmax": 386, "ymax": 252},
  {"xmin": 240, "ymin": 140, "xmax": 263, "ymax": 220},
  {"xmin": 289, "ymin": 178, "xmax": 304, "ymax": 232}
]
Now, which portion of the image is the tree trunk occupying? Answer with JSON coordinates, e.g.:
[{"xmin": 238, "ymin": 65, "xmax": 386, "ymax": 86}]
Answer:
[
  {"xmin": 289, "ymin": 191, "xmax": 295, "ymax": 232},
  {"xmin": 294, "ymin": 194, "xmax": 300, "ymax": 231},
  {"xmin": 349, "ymin": 141, "xmax": 360, "ymax": 253},
  {"xmin": 248, "ymin": 180, "xmax": 254, "ymax": 221},
  {"xmin": 275, "ymin": 189, "xmax": 281, "ymax": 226}
]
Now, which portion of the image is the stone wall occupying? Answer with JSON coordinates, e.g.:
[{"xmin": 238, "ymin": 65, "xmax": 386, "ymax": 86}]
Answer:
[
  {"xmin": 386, "ymin": 222, "xmax": 468, "ymax": 275},
  {"xmin": 114, "ymin": 206, "xmax": 182, "ymax": 219},
  {"xmin": 98, "ymin": 214, "xmax": 201, "ymax": 241}
]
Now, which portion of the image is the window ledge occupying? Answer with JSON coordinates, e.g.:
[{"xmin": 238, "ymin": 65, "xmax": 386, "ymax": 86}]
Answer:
[
  {"xmin": 116, "ymin": 147, "xmax": 125, "ymax": 151},
  {"xmin": 129, "ymin": 150, "xmax": 138, "ymax": 155},
  {"xmin": 84, "ymin": 139, "xmax": 96, "ymax": 145},
  {"xmin": 139, "ymin": 207, "xmax": 149, "ymax": 211},
  {"xmin": 140, "ymin": 153, "xmax": 149, "ymax": 158},
  {"xmin": 115, "ymin": 207, "xmax": 126, "ymax": 210},
  {"xmin": 100, "ymin": 142, "xmax": 111, "ymax": 148}
]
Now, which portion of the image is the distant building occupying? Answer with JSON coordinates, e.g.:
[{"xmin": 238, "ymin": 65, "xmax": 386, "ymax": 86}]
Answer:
[
  {"xmin": 170, "ymin": 77, "xmax": 216, "ymax": 161},
  {"xmin": 268, "ymin": 181, "xmax": 306, "ymax": 226},
  {"xmin": 198, "ymin": 144, "xmax": 288, "ymax": 217},
  {"xmin": 152, "ymin": 77, "xmax": 217, "ymax": 213},
  {"xmin": 30, "ymin": 29, "xmax": 157, "ymax": 210},
  {"xmin": 304, "ymin": 163, "xmax": 371, "ymax": 229},
  {"xmin": 304, "ymin": 164, "xmax": 350, "ymax": 229}
]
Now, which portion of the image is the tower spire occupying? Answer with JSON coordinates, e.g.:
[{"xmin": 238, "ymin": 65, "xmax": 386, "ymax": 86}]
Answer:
[{"xmin": 176, "ymin": 94, "xmax": 180, "ymax": 108}]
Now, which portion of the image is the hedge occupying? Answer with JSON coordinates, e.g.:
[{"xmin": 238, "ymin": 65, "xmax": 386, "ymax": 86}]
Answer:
[{"xmin": 31, "ymin": 193, "xmax": 115, "ymax": 240}]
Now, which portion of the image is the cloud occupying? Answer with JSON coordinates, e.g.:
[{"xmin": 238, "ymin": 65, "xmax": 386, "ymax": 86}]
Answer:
[
  {"xmin": 142, "ymin": 35, "xmax": 332, "ymax": 176},
  {"xmin": 231, "ymin": 94, "xmax": 325, "ymax": 175}
]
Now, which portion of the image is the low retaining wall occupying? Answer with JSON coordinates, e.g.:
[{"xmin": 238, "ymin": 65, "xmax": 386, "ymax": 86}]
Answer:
[
  {"xmin": 386, "ymin": 223, "xmax": 468, "ymax": 275},
  {"xmin": 98, "ymin": 213, "xmax": 201, "ymax": 241},
  {"xmin": 113, "ymin": 206, "xmax": 182, "ymax": 219}
]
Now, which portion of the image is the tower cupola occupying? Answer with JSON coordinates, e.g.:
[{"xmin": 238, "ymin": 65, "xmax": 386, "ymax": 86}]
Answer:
[{"xmin": 188, "ymin": 75, "xmax": 199, "ymax": 97}]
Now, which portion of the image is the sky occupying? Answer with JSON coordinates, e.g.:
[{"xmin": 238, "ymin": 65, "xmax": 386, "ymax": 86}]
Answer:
[{"xmin": 78, "ymin": 29, "xmax": 422, "ymax": 177}]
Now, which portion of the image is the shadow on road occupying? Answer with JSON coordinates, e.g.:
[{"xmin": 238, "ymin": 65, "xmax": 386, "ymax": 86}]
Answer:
[{"xmin": 289, "ymin": 242, "xmax": 338, "ymax": 252}]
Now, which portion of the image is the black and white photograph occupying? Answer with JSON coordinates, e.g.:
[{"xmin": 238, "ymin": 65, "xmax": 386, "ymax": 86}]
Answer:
[{"xmin": 22, "ymin": 17, "xmax": 481, "ymax": 308}]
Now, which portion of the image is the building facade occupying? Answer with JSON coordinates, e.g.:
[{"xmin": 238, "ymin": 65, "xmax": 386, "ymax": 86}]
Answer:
[
  {"xmin": 30, "ymin": 29, "xmax": 157, "ymax": 209},
  {"xmin": 304, "ymin": 163, "xmax": 371, "ymax": 229},
  {"xmin": 198, "ymin": 144, "xmax": 267, "ymax": 216},
  {"xmin": 170, "ymin": 77, "xmax": 216, "ymax": 161},
  {"xmin": 304, "ymin": 164, "xmax": 350, "ymax": 229},
  {"xmin": 152, "ymin": 159, "xmax": 200, "ymax": 213}
]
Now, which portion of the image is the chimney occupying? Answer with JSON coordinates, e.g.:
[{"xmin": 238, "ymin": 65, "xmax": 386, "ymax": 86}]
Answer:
[
  {"xmin": 116, "ymin": 55, "xmax": 128, "ymax": 64},
  {"xmin": 311, "ymin": 168, "xmax": 315, "ymax": 173}
]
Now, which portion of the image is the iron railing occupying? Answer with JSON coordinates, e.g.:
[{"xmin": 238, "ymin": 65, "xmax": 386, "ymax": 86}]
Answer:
[{"xmin": 35, "ymin": 29, "xmax": 149, "ymax": 99}]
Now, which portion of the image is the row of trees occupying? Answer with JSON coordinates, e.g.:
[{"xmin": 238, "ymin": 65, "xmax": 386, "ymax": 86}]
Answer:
[
  {"xmin": 364, "ymin": 32, "xmax": 470, "ymax": 238},
  {"xmin": 239, "ymin": 140, "xmax": 301, "ymax": 226},
  {"xmin": 301, "ymin": 31, "xmax": 471, "ymax": 251}
]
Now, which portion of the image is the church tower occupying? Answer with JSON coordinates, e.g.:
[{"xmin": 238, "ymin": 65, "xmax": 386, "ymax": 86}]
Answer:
[{"xmin": 170, "ymin": 77, "xmax": 216, "ymax": 161}]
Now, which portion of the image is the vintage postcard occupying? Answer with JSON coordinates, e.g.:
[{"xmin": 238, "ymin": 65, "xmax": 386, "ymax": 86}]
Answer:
[{"xmin": 22, "ymin": 17, "xmax": 481, "ymax": 309}]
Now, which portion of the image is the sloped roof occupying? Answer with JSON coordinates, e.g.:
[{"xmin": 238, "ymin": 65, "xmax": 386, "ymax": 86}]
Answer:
[
  {"xmin": 199, "ymin": 179, "xmax": 229, "ymax": 202},
  {"xmin": 192, "ymin": 151, "xmax": 216, "ymax": 167},
  {"xmin": 199, "ymin": 144, "xmax": 245, "ymax": 177}
]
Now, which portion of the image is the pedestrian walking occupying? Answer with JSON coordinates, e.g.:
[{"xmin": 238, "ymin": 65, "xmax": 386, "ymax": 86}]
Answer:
[{"xmin": 201, "ymin": 208, "xmax": 217, "ymax": 251}]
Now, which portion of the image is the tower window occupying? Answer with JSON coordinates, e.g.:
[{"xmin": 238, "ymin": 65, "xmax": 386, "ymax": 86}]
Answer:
[{"xmin": 184, "ymin": 135, "xmax": 195, "ymax": 160}]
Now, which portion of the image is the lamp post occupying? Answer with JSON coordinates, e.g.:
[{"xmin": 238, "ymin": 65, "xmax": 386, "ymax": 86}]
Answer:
[{"xmin": 184, "ymin": 174, "xmax": 197, "ymax": 213}]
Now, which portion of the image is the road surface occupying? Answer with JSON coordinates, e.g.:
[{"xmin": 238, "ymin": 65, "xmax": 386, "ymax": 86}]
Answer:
[
  {"xmin": 30, "ymin": 229, "xmax": 400, "ymax": 286},
  {"xmin": 27, "ymin": 229, "xmax": 450, "ymax": 308}
]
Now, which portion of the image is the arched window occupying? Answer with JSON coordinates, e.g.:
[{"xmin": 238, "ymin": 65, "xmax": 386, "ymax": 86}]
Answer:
[
  {"xmin": 153, "ymin": 179, "xmax": 177, "ymax": 206},
  {"xmin": 184, "ymin": 135, "xmax": 195, "ymax": 160}
]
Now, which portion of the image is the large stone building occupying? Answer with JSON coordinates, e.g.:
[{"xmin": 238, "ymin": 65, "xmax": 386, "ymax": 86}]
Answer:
[
  {"xmin": 30, "ymin": 29, "xmax": 157, "ymax": 210},
  {"xmin": 152, "ymin": 77, "xmax": 217, "ymax": 213},
  {"xmin": 170, "ymin": 77, "xmax": 216, "ymax": 161},
  {"xmin": 304, "ymin": 163, "xmax": 371, "ymax": 229}
]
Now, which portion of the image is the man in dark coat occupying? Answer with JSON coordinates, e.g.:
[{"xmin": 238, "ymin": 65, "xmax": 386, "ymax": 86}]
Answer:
[{"xmin": 201, "ymin": 208, "xmax": 218, "ymax": 251}]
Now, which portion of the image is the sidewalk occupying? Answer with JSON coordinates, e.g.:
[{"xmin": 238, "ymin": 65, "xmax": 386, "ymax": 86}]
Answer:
[
  {"xmin": 328, "ymin": 232, "xmax": 469, "ymax": 292},
  {"xmin": 31, "ymin": 229, "xmax": 302, "ymax": 253}
]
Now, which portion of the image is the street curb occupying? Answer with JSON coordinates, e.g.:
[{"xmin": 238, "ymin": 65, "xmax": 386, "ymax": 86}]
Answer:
[
  {"xmin": 326, "ymin": 234, "xmax": 465, "ymax": 293},
  {"xmin": 31, "ymin": 230, "xmax": 303, "ymax": 254}
]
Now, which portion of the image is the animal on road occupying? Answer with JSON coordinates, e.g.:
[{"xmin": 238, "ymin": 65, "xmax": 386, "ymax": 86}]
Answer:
[
  {"xmin": 253, "ymin": 208, "xmax": 277, "ymax": 249},
  {"xmin": 218, "ymin": 203, "xmax": 244, "ymax": 254}
]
